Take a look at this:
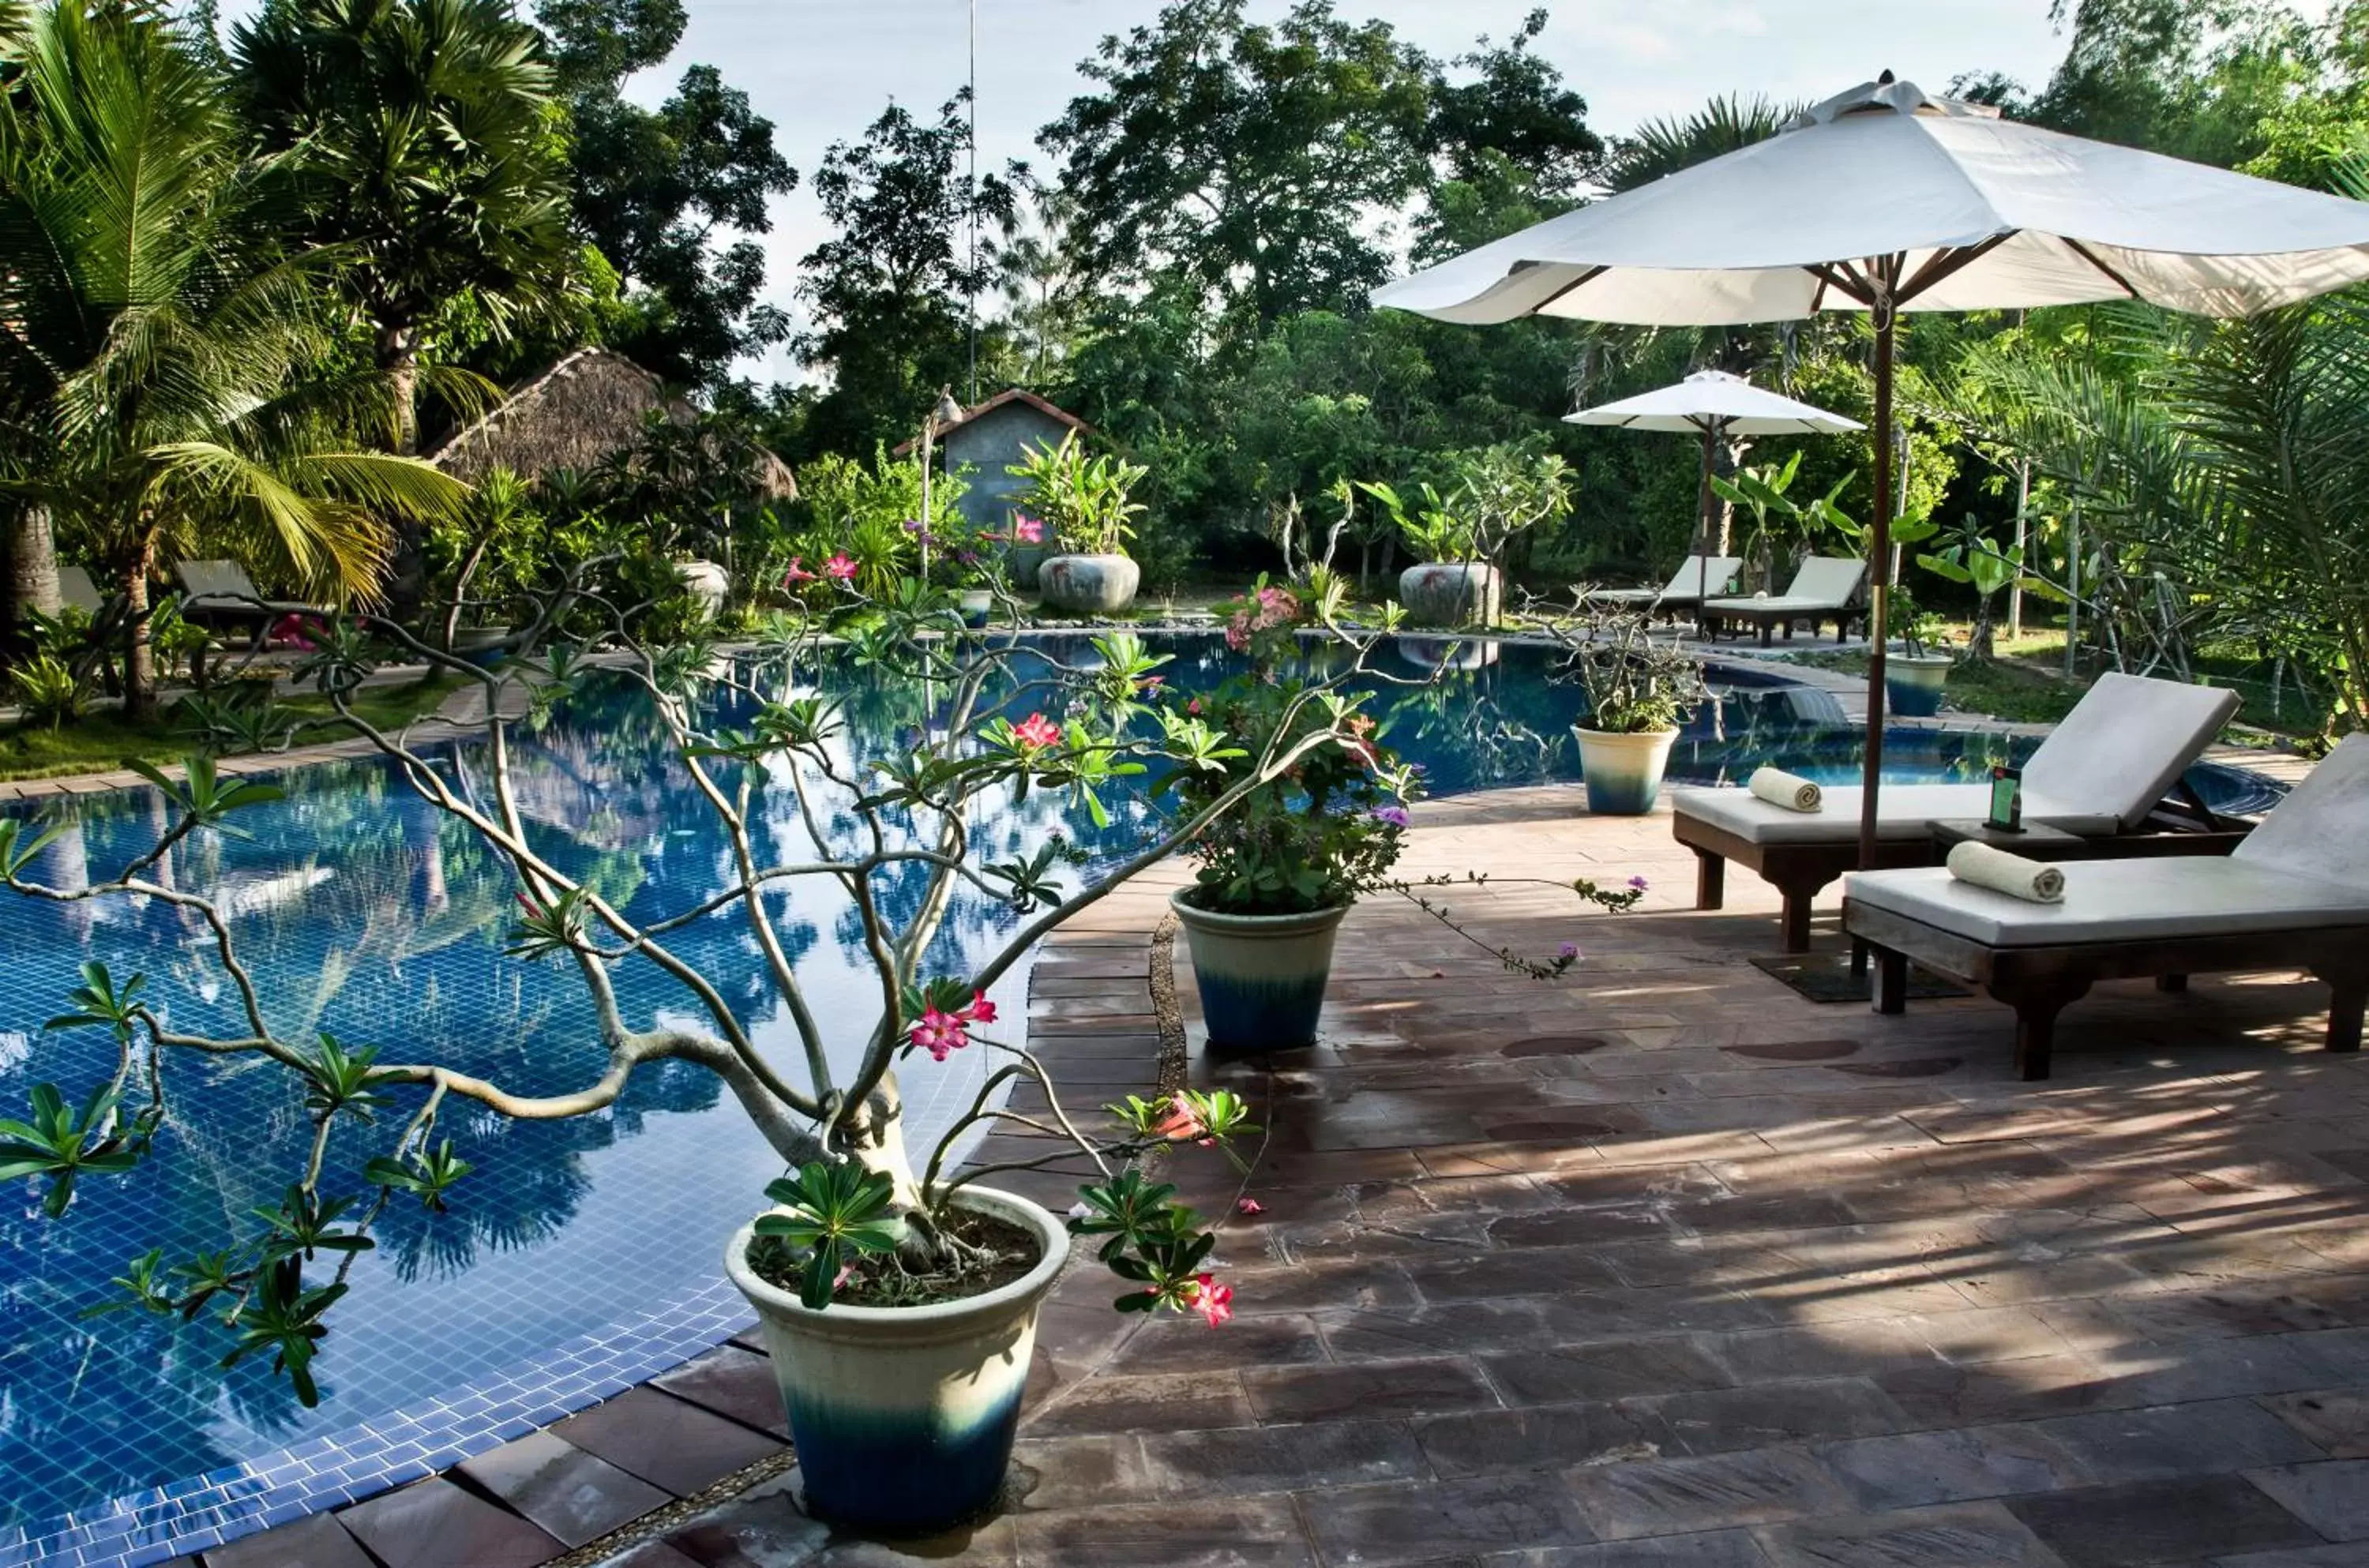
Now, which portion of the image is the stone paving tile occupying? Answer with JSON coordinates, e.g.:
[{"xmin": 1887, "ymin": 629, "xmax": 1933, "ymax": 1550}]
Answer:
[
  {"xmin": 549, "ymin": 1386, "xmax": 784, "ymax": 1499},
  {"xmin": 1241, "ymin": 1357, "xmax": 1500, "ymax": 1423},
  {"xmin": 1027, "ymin": 1368, "xmax": 1256, "ymax": 1435},
  {"xmin": 1413, "ymin": 1401, "xmax": 1676, "ymax": 1477},
  {"xmin": 1296, "ymin": 1474, "xmax": 1600, "ymax": 1566},
  {"xmin": 2027, "ymin": 1397, "xmax": 2330, "ymax": 1484},
  {"xmin": 2008, "ymin": 1476, "xmax": 2327, "ymax": 1566},
  {"xmin": 457, "ymin": 1429, "xmax": 671, "ymax": 1548},
  {"xmin": 2260, "ymin": 1387, "xmax": 2369, "ymax": 1456},
  {"xmin": 1751, "ymin": 1501, "xmax": 2067, "ymax": 1568},
  {"xmin": 1012, "ymin": 1495, "xmax": 1314, "ymax": 1566},
  {"xmin": 336, "ymin": 1477, "xmax": 564, "ymax": 1568},
  {"xmin": 651, "ymin": 1345, "xmax": 792, "ymax": 1439},
  {"xmin": 1479, "ymin": 1529, "xmax": 1776, "ymax": 1566},
  {"xmin": 1637, "ymin": 1377, "xmax": 1917, "ymax": 1455},
  {"xmin": 202, "ymin": 1510, "xmax": 378, "ymax": 1568},
  {"xmin": 2209, "ymin": 1547, "xmax": 2369, "ymax": 1566},
  {"xmin": 1566, "ymin": 1449, "xmax": 1856, "ymax": 1541},
  {"xmin": 1814, "ymin": 1424, "xmax": 2099, "ymax": 1512},
  {"xmin": 2246, "ymin": 1461, "xmax": 2369, "ymax": 1540},
  {"xmin": 1479, "ymin": 1340, "xmax": 1736, "ymax": 1407}
]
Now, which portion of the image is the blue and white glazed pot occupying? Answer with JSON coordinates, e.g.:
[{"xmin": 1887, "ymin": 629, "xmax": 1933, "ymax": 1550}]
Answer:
[
  {"xmin": 1571, "ymin": 726, "xmax": 1679, "ymax": 816},
  {"xmin": 1884, "ymin": 652, "xmax": 1952, "ymax": 718},
  {"xmin": 958, "ymin": 588, "xmax": 995, "ymax": 628},
  {"xmin": 1170, "ymin": 888, "xmax": 1350, "ymax": 1053},
  {"xmin": 723, "ymin": 1186, "xmax": 1066, "ymax": 1533}
]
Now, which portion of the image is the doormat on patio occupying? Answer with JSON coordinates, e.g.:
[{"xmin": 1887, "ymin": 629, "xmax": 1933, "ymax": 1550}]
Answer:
[{"xmin": 1749, "ymin": 952, "xmax": 1970, "ymax": 1005}]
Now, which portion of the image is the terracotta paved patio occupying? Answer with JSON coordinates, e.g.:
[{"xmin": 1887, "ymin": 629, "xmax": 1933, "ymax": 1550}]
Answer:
[
  {"xmin": 554, "ymin": 786, "xmax": 2369, "ymax": 1568},
  {"xmin": 193, "ymin": 782, "xmax": 2369, "ymax": 1568}
]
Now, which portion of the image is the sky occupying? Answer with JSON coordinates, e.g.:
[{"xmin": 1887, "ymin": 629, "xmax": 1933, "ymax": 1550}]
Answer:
[{"xmin": 634, "ymin": 1, "xmax": 2077, "ymax": 385}]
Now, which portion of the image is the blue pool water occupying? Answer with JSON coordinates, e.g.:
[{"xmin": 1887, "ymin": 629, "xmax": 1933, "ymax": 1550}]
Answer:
[{"xmin": 0, "ymin": 632, "xmax": 2279, "ymax": 1559}]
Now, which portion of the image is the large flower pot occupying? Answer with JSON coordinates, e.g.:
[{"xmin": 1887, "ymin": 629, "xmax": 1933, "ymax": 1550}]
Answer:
[
  {"xmin": 1397, "ymin": 561, "xmax": 1500, "ymax": 628},
  {"xmin": 724, "ymin": 1186, "xmax": 1065, "ymax": 1534},
  {"xmin": 1170, "ymin": 888, "xmax": 1349, "ymax": 1053},
  {"xmin": 1038, "ymin": 553, "xmax": 1139, "ymax": 615},
  {"xmin": 957, "ymin": 588, "xmax": 995, "ymax": 628},
  {"xmin": 1884, "ymin": 651, "xmax": 1952, "ymax": 718},
  {"xmin": 1572, "ymin": 725, "xmax": 1680, "ymax": 816},
  {"xmin": 677, "ymin": 558, "xmax": 730, "ymax": 619}
]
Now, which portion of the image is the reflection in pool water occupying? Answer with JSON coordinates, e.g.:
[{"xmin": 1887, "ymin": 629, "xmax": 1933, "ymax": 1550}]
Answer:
[{"xmin": 0, "ymin": 632, "xmax": 2280, "ymax": 1536}]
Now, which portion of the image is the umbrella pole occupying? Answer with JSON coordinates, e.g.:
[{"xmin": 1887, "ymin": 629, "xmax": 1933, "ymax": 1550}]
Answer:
[
  {"xmin": 1696, "ymin": 423, "xmax": 1717, "ymax": 614},
  {"xmin": 1859, "ymin": 302, "xmax": 1896, "ymax": 873}
]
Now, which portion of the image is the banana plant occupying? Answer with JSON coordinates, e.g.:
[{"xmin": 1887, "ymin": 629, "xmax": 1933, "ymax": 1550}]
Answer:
[{"xmin": 1918, "ymin": 519, "xmax": 2065, "ymax": 660}]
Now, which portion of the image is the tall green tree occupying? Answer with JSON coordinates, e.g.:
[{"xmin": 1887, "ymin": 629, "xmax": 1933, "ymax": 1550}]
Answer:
[
  {"xmin": 1040, "ymin": 0, "xmax": 1434, "ymax": 338},
  {"xmin": 0, "ymin": 2, "xmax": 467, "ymax": 708},
  {"xmin": 537, "ymin": 0, "xmax": 798, "ymax": 388},
  {"xmin": 796, "ymin": 93, "xmax": 1016, "ymax": 457}
]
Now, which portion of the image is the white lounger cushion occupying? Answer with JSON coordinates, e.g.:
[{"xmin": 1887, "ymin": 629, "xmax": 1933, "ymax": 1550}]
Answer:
[
  {"xmin": 1675, "ymin": 671, "xmax": 2240, "ymax": 846},
  {"xmin": 1845, "ymin": 734, "xmax": 2369, "ymax": 947},
  {"xmin": 1844, "ymin": 857, "xmax": 2369, "ymax": 947},
  {"xmin": 1676, "ymin": 782, "xmax": 2119, "ymax": 845},
  {"xmin": 1591, "ymin": 557, "xmax": 1744, "ymax": 605},
  {"xmin": 1706, "ymin": 556, "xmax": 1867, "ymax": 614}
]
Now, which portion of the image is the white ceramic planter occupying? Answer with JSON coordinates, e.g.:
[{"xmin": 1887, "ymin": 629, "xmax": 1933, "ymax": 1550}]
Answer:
[
  {"xmin": 1038, "ymin": 553, "xmax": 1139, "ymax": 614},
  {"xmin": 676, "ymin": 558, "xmax": 730, "ymax": 619},
  {"xmin": 1170, "ymin": 888, "xmax": 1349, "ymax": 1053},
  {"xmin": 1572, "ymin": 726, "xmax": 1680, "ymax": 816},
  {"xmin": 1884, "ymin": 651, "xmax": 1952, "ymax": 718},
  {"xmin": 957, "ymin": 588, "xmax": 995, "ymax": 628},
  {"xmin": 724, "ymin": 1185, "xmax": 1066, "ymax": 1533},
  {"xmin": 1397, "ymin": 561, "xmax": 1501, "ymax": 628}
]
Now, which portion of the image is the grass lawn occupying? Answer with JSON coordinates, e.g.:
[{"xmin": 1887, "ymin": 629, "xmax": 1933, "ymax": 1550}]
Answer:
[{"xmin": 0, "ymin": 673, "xmax": 468, "ymax": 782}]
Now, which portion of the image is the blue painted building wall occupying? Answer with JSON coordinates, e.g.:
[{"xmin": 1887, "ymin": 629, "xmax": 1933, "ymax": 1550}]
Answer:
[{"xmin": 944, "ymin": 402, "xmax": 1078, "ymax": 535}]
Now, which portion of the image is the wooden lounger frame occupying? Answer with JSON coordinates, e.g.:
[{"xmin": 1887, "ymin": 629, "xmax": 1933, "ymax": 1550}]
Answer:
[
  {"xmin": 1703, "ymin": 600, "xmax": 1864, "ymax": 646},
  {"xmin": 1676, "ymin": 789, "xmax": 2251, "ymax": 953},
  {"xmin": 1843, "ymin": 896, "xmax": 2369, "ymax": 1081}
]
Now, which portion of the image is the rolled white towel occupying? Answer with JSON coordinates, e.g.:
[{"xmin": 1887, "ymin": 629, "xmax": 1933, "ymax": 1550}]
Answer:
[
  {"xmin": 1748, "ymin": 767, "xmax": 1823, "ymax": 812},
  {"xmin": 1947, "ymin": 841, "xmax": 2065, "ymax": 904}
]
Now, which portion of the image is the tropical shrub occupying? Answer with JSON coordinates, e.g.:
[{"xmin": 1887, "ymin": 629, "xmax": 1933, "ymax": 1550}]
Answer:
[
  {"xmin": 1537, "ymin": 595, "xmax": 1712, "ymax": 734},
  {"xmin": 1008, "ymin": 433, "xmax": 1147, "ymax": 556}
]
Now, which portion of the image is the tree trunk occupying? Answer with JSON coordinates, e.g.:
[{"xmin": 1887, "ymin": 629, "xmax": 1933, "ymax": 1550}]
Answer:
[
  {"xmin": 122, "ymin": 538, "xmax": 156, "ymax": 717},
  {"xmin": 378, "ymin": 320, "xmax": 428, "ymax": 624},
  {"xmin": 6, "ymin": 503, "xmax": 62, "ymax": 662}
]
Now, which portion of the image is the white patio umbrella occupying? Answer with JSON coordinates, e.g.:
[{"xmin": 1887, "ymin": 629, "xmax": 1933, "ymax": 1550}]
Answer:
[
  {"xmin": 1378, "ymin": 73, "xmax": 2369, "ymax": 868},
  {"xmin": 1565, "ymin": 368, "xmax": 1862, "ymax": 608}
]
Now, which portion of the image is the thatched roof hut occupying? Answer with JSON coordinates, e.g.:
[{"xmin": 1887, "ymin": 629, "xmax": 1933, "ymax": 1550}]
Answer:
[{"xmin": 427, "ymin": 347, "xmax": 796, "ymax": 500}]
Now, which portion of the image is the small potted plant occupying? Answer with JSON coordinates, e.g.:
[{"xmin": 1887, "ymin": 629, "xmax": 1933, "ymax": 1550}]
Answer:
[
  {"xmin": 1363, "ymin": 444, "xmax": 1573, "ymax": 630},
  {"xmin": 1881, "ymin": 580, "xmax": 1952, "ymax": 718},
  {"xmin": 1158, "ymin": 580, "xmax": 1416, "ymax": 1052},
  {"xmin": 1008, "ymin": 434, "xmax": 1147, "ymax": 615},
  {"xmin": 1542, "ymin": 594, "xmax": 1711, "ymax": 815}
]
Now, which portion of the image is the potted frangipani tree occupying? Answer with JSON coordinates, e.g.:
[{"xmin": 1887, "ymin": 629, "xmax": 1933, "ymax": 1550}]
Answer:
[
  {"xmin": 1541, "ymin": 594, "xmax": 1714, "ymax": 815},
  {"xmin": 0, "ymin": 572, "xmax": 1397, "ymax": 1536},
  {"xmin": 1161, "ymin": 580, "xmax": 1416, "ymax": 1052},
  {"xmin": 1363, "ymin": 444, "xmax": 1574, "ymax": 630},
  {"xmin": 1881, "ymin": 579, "xmax": 1953, "ymax": 718},
  {"xmin": 1009, "ymin": 433, "xmax": 1147, "ymax": 615}
]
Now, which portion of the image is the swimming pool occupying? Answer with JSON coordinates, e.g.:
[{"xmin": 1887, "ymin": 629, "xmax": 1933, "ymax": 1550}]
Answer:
[{"xmin": 0, "ymin": 632, "xmax": 2279, "ymax": 1564}]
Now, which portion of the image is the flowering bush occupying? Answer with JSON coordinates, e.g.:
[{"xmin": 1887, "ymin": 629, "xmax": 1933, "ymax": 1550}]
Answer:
[{"xmin": 1164, "ymin": 580, "xmax": 1416, "ymax": 917}]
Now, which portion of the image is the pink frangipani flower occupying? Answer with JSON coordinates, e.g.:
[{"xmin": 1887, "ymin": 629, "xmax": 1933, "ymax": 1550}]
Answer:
[
  {"xmin": 1012, "ymin": 712, "xmax": 1061, "ymax": 750},
  {"xmin": 824, "ymin": 553, "xmax": 859, "ymax": 582},
  {"xmin": 1188, "ymin": 1273, "xmax": 1234, "ymax": 1328}
]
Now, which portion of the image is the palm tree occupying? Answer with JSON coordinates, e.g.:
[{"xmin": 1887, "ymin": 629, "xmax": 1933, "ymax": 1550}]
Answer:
[
  {"xmin": 1601, "ymin": 94, "xmax": 1798, "ymax": 194},
  {"xmin": 231, "ymin": 0, "xmax": 575, "ymax": 610},
  {"xmin": 0, "ymin": 2, "xmax": 468, "ymax": 711}
]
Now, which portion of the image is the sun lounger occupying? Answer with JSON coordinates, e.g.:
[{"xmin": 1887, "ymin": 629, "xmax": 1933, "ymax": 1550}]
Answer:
[
  {"xmin": 1703, "ymin": 557, "xmax": 1868, "ymax": 645},
  {"xmin": 175, "ymin": 561, "xmax": 324, "ymax": 646},
  {"xmin": 54, "ymin": 565, "xmax": 104, "ymax": 617},
  {"xmin": 1844, "ymin": 733, "xmax": 2369, "ymax": 1079},
  {"xmin": 1674, "ymin": 673, "xmax": 2247, "ymax": 950},
  {"xmin": 1586, "ymin": 556, "xmax": 1744, "ymax": 617}
]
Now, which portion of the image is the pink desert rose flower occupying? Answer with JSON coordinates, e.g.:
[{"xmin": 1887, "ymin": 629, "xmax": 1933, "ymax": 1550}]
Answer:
[
  {"xmin": 1188, "ymin": 1273, "xmax": 1235, "ymax": 1328},
  {"xmin": 782, "ymin": 558, "xmax": 818, "ymax": 585},
  {"xmin": 824, "ymin": 553, "xmax": 859, "ymax": 582},
  {"xmin": 961, "ymin": 991, "xmax": 997, "ymax": 1025},
  {"xmin": 1369, "ymin": 805, "xmax": 1411, "ymax": 830},
  {"xmin": 1236, "ymin": 1198, "xmax": 1265, "ymax": 1217},
  {"xmin": 1013, "ymin": 712, "xmax": 1062, "ymax": 750},
  {"xmin": 1155, "ymin": 1093, "xmax": 1213, "ymax": 1146},
  {"xmin": 909, "ymin": 1008, "xmax": 970, "ymax": 1061},
  {"xmin": 1013, "ymin": 515, "xmax": 1046, "ymax": 544}
]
